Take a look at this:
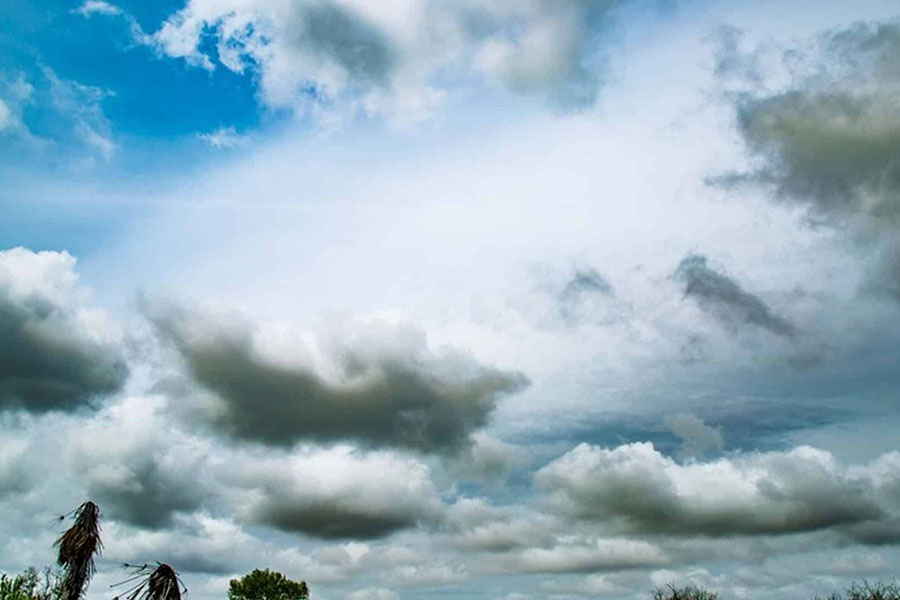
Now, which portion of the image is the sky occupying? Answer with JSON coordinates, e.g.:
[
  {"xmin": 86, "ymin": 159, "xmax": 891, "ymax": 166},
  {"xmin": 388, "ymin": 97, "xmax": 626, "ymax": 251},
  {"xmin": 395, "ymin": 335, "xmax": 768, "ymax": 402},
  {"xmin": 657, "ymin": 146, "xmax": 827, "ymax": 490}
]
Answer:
[{"xmin": 2, "ymin": 1, "xmax": 900, "ymax": 599}]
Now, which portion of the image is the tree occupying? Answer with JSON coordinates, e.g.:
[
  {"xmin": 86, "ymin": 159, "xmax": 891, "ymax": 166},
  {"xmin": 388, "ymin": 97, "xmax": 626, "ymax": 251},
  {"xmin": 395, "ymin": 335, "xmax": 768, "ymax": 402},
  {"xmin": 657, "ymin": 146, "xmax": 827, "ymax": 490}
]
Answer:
[{"xmin": 228, "ymin": 569, "xmax": 309, "ymax": 600}]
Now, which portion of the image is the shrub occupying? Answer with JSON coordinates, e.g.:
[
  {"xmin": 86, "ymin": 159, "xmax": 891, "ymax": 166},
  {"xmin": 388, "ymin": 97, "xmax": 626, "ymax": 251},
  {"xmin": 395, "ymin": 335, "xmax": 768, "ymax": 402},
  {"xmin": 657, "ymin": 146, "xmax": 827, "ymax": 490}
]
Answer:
[{"xmin": 0, "ymin": 568, "xmax": 58, "ymax": 600}]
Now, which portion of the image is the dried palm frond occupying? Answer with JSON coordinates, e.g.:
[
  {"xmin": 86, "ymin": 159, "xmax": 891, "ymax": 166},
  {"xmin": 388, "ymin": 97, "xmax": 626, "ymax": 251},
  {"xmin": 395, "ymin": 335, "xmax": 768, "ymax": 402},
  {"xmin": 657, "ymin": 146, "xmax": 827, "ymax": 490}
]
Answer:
[
  {"xmin": 55, "ymin": 501, "xmax": 103, "ymax": 600},
  {"xmin": 112, "ymin": 563, "xmax": 185, "ymax": 600}
]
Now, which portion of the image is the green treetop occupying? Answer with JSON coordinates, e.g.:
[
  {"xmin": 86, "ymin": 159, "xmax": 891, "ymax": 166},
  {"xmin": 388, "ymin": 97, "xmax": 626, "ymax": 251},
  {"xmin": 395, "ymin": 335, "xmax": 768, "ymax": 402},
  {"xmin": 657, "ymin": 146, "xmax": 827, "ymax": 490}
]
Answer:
[{"xmin": 227, "ymin": 569, "xmax": 309, "ymax": 600}]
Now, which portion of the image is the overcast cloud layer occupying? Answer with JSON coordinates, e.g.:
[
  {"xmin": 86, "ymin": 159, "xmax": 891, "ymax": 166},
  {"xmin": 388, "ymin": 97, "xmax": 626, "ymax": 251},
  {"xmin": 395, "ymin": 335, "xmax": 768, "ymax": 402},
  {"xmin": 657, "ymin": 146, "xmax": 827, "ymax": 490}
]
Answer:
[{"xmin": 3, "ymin": 2, "xmax": 900, "ymax": 600}]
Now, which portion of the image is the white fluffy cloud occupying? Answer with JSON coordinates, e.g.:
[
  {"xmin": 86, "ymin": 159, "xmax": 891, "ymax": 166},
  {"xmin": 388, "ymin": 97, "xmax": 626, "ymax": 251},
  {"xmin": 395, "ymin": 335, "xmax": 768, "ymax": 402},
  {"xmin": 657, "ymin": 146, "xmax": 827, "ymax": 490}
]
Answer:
[
  {"xmin": 228, "ymin": 445, "xmax": 443, "ymax": 539},
  {"xmin": 145, "ymin": 0, "xmax": 623, "ymax": 120},
  {"xmin": 536, "ymin": 442, "xmax": 900, "ymax": 541},
  {"xmin": 73, "ymin": 1, "xmax": 122, "ymax": 17}
]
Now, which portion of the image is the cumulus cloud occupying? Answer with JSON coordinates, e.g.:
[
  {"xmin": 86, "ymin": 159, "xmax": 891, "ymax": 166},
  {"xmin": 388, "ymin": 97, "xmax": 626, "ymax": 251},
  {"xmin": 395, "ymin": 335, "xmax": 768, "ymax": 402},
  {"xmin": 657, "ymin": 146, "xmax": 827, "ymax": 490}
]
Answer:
[
  {"xmin": 63, "ymin": 392, "xmax": 445, "ymax": 539},
  {"xmin": 536, "ymin": 442, "xmax": 900, "ymax": 540},
  {"xmin": 144, "ymin": 300, "xmax": 528, "ymax": 453},
  {"xmin": 0, "ymin": 248, "xmax": 126, "ymax": 412},
  {"xmin": 675, "ymin": 254, "xmax": 797, "ymax": 338},
  {"xmin": 231, "ymin": 446, "xmax": 442, "ymax": 539},
  {"xmin": 715, "ymin": 22, "xmax": 900, "ymax": 298},
  {"xmin": 141, "ymin": 0, "xmax": 625, "ymax": 118}
]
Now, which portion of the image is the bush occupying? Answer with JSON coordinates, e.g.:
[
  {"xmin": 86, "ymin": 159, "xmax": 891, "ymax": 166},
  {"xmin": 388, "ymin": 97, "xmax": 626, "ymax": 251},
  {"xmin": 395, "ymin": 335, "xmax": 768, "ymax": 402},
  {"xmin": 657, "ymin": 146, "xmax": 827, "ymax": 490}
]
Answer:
[{"xmin": 0, "ymin": 568, "xmax": 58, "ymax": 600}]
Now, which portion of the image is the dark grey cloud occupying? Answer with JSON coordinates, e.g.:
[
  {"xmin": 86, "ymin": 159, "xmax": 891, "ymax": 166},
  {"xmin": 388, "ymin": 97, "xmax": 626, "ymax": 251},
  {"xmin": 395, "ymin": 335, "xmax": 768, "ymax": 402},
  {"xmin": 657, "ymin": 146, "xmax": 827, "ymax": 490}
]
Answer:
[
  {"xmin": 675, "ymin": 254, "xmax": 797, "ymax": 338},
  {"xmin": 733, "ymin": 90, "xmax": 900, "ymax": 221},
  {"xmin": 536, "ymin": 442, "xmax": 899, "ymax": 541},
  {"xmin": 255, "ymin": 499, "xmax": 414, "ymax": 540},
  {"xmin": 714, "ymin": 22, "xmax": 900, "ymax": 298},
  {"xmin": 0, "ymin": 248, "xmax": 127, "ymax": 412},
  {"xmin": 144, "ymin": 300, "xmax": 528, "ymax": 453}
]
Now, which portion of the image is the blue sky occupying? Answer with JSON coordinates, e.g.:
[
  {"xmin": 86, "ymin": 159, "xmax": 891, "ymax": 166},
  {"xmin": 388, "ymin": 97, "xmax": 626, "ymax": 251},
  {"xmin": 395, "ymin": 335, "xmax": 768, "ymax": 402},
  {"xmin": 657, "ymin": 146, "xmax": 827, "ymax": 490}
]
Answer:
[{"xmin": 2, "ymin": 1, "xmax": 900, "ymax": 600}]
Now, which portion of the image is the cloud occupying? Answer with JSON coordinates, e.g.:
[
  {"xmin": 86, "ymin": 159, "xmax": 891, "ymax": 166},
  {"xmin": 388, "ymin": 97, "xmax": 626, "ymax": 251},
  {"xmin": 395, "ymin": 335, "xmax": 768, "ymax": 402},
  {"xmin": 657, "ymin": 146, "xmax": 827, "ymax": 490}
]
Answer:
[
  {"xmin": 73, "ymin": 1, "xmax": 122, "ymax": 17},
  {"xmin": 103, "ymin": 513, "xmax": 259, "ymax": 574},
  {"xmin": 720, "ymin": 23, "xmax": 900, "ymax": 223},
  {"xmin": 442, "ymin": 498, "xmax": 671, "ymax": 574},
  {"xmin": 144, "ymin": 300, "xmax": 528, "ymax": 453},
  {"xmin": 197, "ymin": 127, "xmax": 249, "ymax": 149},
  {"xmin": 561, "ymin": 268, "xmax": 614, "ymax": 299},
  {"xmin": 42, "ymin": 67, "xmax": 116, "ymax": 161},
  {"xmin": 70, "ymin": 396, "xmax": 212, "ymax": 528},
  {"xmin": 441, "ymin": 498, "xmax": 560, "ymax": 554},
  {"xmin": 0, "ymin": 74, "xmax": 34, "ymax": 139},
  {"xmin": 66, "ymin": 393, "xmax": 444, "ymax": 539},
  {"xmin": 536, "ymin": 442, "xmax": 900, "ymax": 540},
  {"xmin": 663, "ymin": 413, "xmax": 724, "ymax": 459},
  {"xmin": 0, "ymin": 99, "xmax": 13, "ymax": 132},
  {"xmin": 0, "ymin": 248, "xmax": 127, "ymax": 412},
  {"xmin": 714, "ymin": 22, "xmax": 900, "ymax": 299},
  {"xmin": 490, "ymin": 537, "xmax": 670, "ymax": 574},
  {"xmin": 231, "ymin": 446, "xmax": 442, "ymax": 539},
  {"xmin": 141, "ymin": 0, "xmax": 626, "ymax": 119},
  {"xmin": 347, "ymin": 588, "xmax": 400, "ymax": 600},
  {"xmin": 558, "ymin": 267, "xmax": 616, "ymax": 324},
  {"xmin": 675, "ymin": 254, "xmax": 797, "ymax": 338},
  {"xmin": 0, "ymin": 68, "xmax": 115, "ymax": 164},
  {"xmin": 385, "ymin": 563, "xmax": 467, "ymax": 587},
  {"xmin": 448, "ymin": 432, "xmax": 529, "ymax": 483}
]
